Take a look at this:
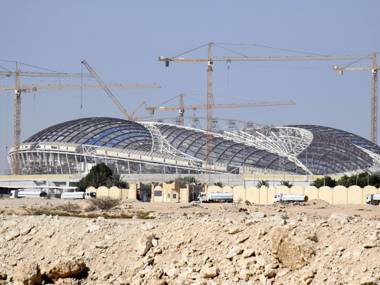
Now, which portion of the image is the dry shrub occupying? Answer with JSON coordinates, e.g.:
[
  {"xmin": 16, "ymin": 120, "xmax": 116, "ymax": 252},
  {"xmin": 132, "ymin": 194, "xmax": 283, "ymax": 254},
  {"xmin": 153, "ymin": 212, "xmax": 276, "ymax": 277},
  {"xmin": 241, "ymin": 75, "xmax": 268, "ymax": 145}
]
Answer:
[
  {"xmin": 135, "ymin": 210, "xmax": 154, "ymax": 219},
  {"xmin": 89, "ymin": 198, "xmax": 120, "ymax": 211},
  {"xmin": 56, "ymin": 203, "xmax": 81, "ymax": 212}
]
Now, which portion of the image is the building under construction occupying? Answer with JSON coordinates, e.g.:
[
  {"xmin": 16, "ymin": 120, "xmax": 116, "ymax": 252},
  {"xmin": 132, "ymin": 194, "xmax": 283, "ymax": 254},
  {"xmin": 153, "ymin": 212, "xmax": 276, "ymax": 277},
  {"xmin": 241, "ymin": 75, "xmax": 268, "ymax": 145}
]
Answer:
[{"xmin": 7, "ymin": 117, "xmax": 380, "ymax": 176}]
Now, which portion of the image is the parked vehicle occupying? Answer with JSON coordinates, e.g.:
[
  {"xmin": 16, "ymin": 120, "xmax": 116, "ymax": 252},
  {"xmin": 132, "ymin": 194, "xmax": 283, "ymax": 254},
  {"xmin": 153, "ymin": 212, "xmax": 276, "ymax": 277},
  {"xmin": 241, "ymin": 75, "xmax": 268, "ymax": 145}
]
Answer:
[
  {"xmin": 274, "ymin": 193, "xmax": 308, "ymax": 203},
  {"xmin": 10, "ymin": 189, "xmax": 47, "ymax": 198},
  {"xmin": 61, "ymin": 191, "xmax": 85, "ymax": 199},
  {"xmin": 198, "ymin": 192, "xmax": 233, "ymax": 203},
  {"xmin": 366, "ymin": 194, "xmax": 380, "ymax": 205},
  {"xmin": 61, "ymin": 191, "xmax": 96, "ymax": 199}
]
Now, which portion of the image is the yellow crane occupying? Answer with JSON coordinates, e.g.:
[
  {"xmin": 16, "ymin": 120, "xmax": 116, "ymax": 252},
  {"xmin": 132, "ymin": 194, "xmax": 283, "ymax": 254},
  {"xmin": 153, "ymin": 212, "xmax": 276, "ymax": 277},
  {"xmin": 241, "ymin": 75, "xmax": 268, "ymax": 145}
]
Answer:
[
  {"xmin": 333, "ymin": 53, "xmax": 378, "ymax": 143},
  {"xmin": 145, "ymin": 94, "xmax": 295, "ymax": 126},
  {"xmin": 159, "ymin": 43, "xmax": 375, "ymax": 163},
  {"xmin": 0, "ymin": 62, "xmax": 160, "ymax": 174}
]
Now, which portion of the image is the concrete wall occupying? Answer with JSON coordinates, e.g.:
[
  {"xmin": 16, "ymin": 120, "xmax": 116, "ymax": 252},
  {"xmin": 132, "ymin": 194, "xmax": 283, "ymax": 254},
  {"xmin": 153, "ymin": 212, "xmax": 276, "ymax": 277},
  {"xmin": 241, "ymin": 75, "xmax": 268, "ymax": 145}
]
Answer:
[
  {"xmin": 205, "ymin": 185, "xmax": 380, "ymax": 205},
  {"xmin": 87, "ymin": 184, "xmax": 136, "ymax": 201}
]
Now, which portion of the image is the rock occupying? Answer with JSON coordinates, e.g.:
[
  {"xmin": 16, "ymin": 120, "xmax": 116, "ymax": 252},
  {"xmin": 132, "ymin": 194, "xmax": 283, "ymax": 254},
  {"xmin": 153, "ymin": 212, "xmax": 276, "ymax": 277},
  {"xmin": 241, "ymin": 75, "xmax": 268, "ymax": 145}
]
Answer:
[
  {"xmin": 141, "ymin": 223, "xmax": 156, "ymax": 231},
  {"xmin": 238, "ymin": 269, "xmax": 252, "ymax": 281},
  {"xmin": 5, "ymin": 229, "xmax": 20, "ymax": 241},
  {"xmin": 236, "ymin": 235, "xmax": 250, "ymax": 244},
  {"xmin": 201, "ymin": 266, "xmax": 219, "ymax": 279},
  {"xmin": 226, "ymin": 247, "xmax": 243, "ymax": 259},
  {"xmin": 13, "ymin": 262, "xmax": 42, "ymax": 285},
  {"xmin": 0, "ymin": 272, "xmax": 6, "ymax": 280},
  {"xmin": 264, "ymin": 269, "xmax": 277, "ymax": 279},
  {"xmin": 20, "ymin": 225, "xmax": 34, "ymax": 236},
  {"xmin": 94, "ymin": 241, "xmax": 112, "ymax": 249},
  {"xmin": 153, "ymin": 247, "xmax": 163, "ymax": 255},
  {"xmin": 242, "ymin": 248, "xmax": 256, "ymax": 258},
  {"xmin": 364, "ymin": 231, "xmax": 380, "ymax": 248},
  {"xmin": 152, "ymin": 238, "xmax": 159, "ymax": 247},
  {"xmin": 136, "ymin": 234, "xmax": 154, "ymax": 256},
  {"xmin": 228, "ymin": 227, "xmax": 242, "ymax": 235},
  {"xmin": 328, "ymin": 213, "xmax": 351, "ymax": 225},
  {"xmin": 252, "ymin": 212, "xmax": 266, "ymax": 219},
  {"xmin": 43, "ymin": 258, "xmax": 86, "ymax": 280},
  {"xmin": 271, "ymin": 227, "xmax": 315, "ymax": 270}
]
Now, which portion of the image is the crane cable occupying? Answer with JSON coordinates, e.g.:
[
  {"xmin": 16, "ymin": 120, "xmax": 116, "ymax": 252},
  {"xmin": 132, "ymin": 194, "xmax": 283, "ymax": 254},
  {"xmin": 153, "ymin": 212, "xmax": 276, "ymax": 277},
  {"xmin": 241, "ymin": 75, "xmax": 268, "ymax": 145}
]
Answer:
[
  {"xmin": 215, "ymin": 42, "xmax": 327, "ymax": 56},
  {"xmin": 80, "ymin": 64, "xmax": 84, "ymax": 110}
]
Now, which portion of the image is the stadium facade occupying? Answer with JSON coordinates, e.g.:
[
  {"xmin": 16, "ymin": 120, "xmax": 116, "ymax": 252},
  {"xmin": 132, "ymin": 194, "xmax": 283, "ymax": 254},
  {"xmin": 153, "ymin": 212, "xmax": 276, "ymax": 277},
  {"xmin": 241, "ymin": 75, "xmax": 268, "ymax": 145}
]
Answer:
[{"xmin": 7, "ymin": 117, "xmax": 380, "ymax": 176}]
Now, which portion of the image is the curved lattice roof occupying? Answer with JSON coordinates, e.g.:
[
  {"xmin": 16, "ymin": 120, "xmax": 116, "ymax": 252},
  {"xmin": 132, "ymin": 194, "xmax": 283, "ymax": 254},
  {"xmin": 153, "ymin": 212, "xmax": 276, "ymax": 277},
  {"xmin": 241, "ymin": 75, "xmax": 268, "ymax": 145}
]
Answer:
[
  {"xmin": 23, "ymin": 117, "xmax": 380, "ymax": 175},
  {"xmin": 25, "ymin": 117, "xmax": 152, "ymax": 152}
]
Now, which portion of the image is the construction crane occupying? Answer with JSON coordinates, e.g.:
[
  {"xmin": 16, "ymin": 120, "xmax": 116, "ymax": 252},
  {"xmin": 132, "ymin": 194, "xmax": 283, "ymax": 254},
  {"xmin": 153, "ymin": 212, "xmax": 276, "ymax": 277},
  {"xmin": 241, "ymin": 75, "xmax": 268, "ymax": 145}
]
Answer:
[
  {"xmin": 0, "ymin": 83, "xmax": 160, "ymax": 93},
  {"xmin": 0, "ymin": 64, "xmax": 91, "ymax": 175},
  {"xmin": 145, "ymin": 94, "xmax": 295, "ymax": 126},
  {"xmin": 333, "ymin": 52, "xmax": 379, "ymax": 143},
  {"xmin": 81, "ymin": 60, "xmax": 161, "ymax": 121},
  {"xmin": 1, "ymin": 62, "xmax": 160, "ymax": 174},
  {"xmin": 136, "ymin": 115, "xmax": 267, "ymax": 131},
  {"xmin": 159, "ymin": 43, "xmax": 374, "ymax": 164}
]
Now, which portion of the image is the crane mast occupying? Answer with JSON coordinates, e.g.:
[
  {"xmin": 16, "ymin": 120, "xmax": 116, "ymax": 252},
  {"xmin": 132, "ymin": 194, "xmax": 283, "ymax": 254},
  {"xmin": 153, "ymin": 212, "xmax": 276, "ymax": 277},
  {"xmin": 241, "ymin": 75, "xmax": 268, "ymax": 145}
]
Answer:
[
  {"xmin": 371, "ymin": 53, "xmax": 378, "ymax": 144},
  {"xmin": 159, "ymin": 44, "xmax": 376, "ymax": 147},
  {"xmin": 206, "ymin": 42, "xmax": 214, "ymax": 164},
  {"xmin": 3, "ymin": 65, "xmax": 88, "ymax": 174},
  {"xmin": 13, "ymin": 63, "xmax": 21, "ymax": 175},
  {"xmin": 2, "ymin": 61, "xmax": 160, "ymax": 174},
  {"xmin": 333, "ymin": 52, "xmax": 378, "ymax": 143}
]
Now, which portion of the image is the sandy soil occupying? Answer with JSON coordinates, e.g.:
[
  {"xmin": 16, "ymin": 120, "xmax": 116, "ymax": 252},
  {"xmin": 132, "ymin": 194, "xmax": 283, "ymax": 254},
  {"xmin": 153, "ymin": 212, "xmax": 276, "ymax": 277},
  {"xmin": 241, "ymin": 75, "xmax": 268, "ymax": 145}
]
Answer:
[{"xmin": 0, "ymin": 198, "xmax": 379, "ymax": 284}]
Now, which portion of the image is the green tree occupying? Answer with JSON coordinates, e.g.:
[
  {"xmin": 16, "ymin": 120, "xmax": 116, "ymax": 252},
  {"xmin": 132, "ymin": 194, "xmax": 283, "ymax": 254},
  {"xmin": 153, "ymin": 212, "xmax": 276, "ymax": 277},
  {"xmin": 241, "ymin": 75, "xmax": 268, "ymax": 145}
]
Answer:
[
  {"xmin": 338, "ymin": 172, "xmax": 380, "ymax": 187},
  {"xmin": 175, "ymin": 176, "xmax": 199, "ymax": 188},
  {"xmin": 280, "ymin": 180, "xmax": 293, "ymax": 188},
  {"xmin": 311, "ymin": 176, "xmax": 336, "ymax": 188},
  {"xmin": 337, "ymin": 175, "xmax": 351, "ymax": 187},
  {"xmin": 256, "ymin": 180, "xmax": 269, "ymax": 188},
  {"xmin": 77, "ymin": 163, "xmax": 127, "ymax": 191}
]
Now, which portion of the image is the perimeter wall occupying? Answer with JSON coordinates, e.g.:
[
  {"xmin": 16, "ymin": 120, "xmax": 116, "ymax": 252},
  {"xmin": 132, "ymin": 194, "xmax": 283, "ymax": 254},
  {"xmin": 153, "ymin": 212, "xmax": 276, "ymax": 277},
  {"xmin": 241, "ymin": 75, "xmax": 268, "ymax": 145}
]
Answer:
[{"xmin": 206, "ymin": 185, "xmax": 379, "ymax": 205}]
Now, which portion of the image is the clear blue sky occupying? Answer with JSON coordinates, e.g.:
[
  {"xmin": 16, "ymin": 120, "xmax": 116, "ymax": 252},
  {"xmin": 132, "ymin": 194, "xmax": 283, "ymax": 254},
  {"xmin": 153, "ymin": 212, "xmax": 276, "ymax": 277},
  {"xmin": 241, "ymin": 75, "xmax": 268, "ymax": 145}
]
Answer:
[{"xmin": 0, "ymin": 0, "xmax": 379, "ymax": 173}]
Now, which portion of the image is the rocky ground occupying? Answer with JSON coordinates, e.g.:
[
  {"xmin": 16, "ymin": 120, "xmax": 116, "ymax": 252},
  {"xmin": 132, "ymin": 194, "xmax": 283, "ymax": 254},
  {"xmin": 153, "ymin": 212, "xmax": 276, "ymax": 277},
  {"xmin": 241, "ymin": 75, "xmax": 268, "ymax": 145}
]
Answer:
[{"xmin": 0, "ymin": 198, "xmax": 380, "ymax": 284}]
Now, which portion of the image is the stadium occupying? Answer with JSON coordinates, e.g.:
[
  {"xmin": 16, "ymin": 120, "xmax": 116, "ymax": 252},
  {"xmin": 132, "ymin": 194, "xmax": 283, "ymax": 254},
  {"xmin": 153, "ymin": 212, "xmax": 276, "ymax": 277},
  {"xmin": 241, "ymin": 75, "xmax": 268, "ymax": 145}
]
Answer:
[{"xmin": 7, "ymin": 117, "xmax": 380, "ymax": 176}]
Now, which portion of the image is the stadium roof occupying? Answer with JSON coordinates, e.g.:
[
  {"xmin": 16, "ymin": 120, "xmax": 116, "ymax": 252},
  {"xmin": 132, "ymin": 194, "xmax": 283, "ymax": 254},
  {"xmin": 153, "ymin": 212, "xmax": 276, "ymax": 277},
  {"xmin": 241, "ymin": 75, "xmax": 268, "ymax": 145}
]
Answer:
[{"xmin": 21, "ymin": 117, "xmax": 380, "ymax": 175}]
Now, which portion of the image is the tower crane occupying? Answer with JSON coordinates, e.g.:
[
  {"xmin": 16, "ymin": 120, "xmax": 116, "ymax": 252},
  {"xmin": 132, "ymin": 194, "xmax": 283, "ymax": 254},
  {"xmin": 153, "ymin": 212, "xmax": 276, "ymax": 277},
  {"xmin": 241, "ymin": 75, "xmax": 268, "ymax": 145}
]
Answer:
[
  {"xmin": 333, "ymin": 52, "xmax": 379, "ymax": 143},
  {"xmin": 145, "ymin": 94, "xmax": 295, "ymax": 126},
  {"xmin": 0, "ymin": 65, "xmax": 90, "ymax": 175},
  {"xmin": 0, "ymin": 62, "xmax": 160, "ymax": 174},
  {"xmin": 80, "ymin": 60, "xmax": 161, "ymax": 121},
  {"xmin": 159, "ymin": 42, "xmax": 374, "ymax": 164}
]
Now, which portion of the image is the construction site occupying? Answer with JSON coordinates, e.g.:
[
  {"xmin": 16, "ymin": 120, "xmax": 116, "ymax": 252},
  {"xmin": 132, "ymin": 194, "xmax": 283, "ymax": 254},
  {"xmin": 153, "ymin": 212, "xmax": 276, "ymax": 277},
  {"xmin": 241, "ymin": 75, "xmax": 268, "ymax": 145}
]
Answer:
[
  {"xmin": 1, "ymin": 1, "xmax": 380, "ymax": 284},
  {"xmin": 0, "ymin": 44, "xmax": 379, "ymax": 190}
]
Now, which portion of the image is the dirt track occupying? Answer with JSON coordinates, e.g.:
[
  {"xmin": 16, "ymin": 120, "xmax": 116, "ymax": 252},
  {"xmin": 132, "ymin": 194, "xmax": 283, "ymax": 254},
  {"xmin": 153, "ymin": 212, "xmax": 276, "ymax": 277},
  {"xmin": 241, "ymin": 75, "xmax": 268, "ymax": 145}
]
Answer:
[{"xmin": 0, "ymin": 198, "xmax": 380, "ymax": 284}]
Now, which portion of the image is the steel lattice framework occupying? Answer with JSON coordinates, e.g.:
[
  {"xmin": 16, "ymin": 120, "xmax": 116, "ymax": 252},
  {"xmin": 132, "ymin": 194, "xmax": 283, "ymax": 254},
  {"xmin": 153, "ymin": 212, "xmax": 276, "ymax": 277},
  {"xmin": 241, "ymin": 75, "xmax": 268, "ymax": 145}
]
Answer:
[
  {"xmin": 7, "ymin": 117, "xmax": 380, "ymax": 176},
  {"xmin": 223, "ymin": 127, "xmax": 314, "ymax": 174}
]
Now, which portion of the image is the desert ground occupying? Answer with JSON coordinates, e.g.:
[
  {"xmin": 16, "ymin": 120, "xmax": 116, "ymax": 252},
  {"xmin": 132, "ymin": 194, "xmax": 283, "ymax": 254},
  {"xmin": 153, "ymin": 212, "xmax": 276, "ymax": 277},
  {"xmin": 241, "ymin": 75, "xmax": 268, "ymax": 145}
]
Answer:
[{"xmin": 0, "ymin": 198, "xmax": 380, "ymax": 285}]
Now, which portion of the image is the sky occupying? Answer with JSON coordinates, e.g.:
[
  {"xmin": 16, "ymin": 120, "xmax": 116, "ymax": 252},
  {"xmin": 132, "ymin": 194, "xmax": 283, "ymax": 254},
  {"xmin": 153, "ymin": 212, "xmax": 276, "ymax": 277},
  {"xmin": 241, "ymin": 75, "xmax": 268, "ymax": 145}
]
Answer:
[{"xmin": 0, "ymin": 0, "xmax": 379, "ymax": 173}]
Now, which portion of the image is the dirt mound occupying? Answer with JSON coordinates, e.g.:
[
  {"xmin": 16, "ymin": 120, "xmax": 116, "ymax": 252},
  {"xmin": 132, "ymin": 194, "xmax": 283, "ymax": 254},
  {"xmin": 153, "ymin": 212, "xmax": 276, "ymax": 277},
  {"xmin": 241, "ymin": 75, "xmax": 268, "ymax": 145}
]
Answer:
[{"xmin": 307, "ymin": 199, "xmax": 331, "ymax": 208}]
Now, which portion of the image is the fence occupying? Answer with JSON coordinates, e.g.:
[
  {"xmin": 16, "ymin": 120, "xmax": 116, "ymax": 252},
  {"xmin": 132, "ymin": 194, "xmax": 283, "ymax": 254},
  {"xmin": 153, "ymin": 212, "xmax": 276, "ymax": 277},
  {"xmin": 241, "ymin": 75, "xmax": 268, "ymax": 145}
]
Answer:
[{"xmin": 206, "ymin": 185, "xmax": 380, "ymax": 205}]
